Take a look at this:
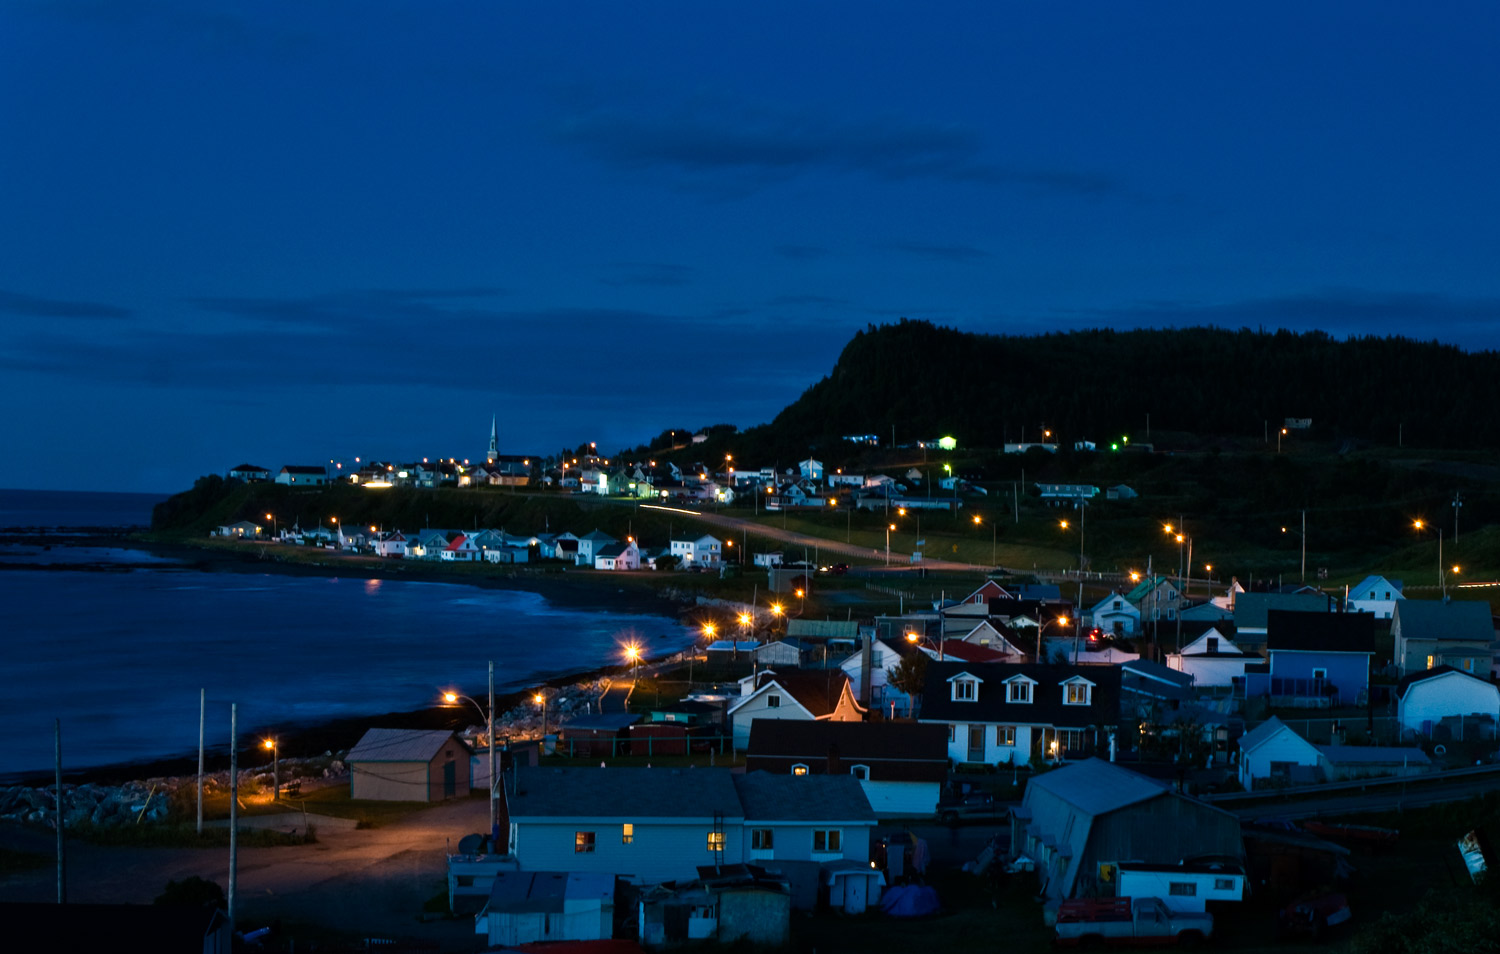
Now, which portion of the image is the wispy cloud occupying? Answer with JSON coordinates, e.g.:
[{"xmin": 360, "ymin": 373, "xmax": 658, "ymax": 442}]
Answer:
[
  {"xmin": 0, "ymin": 289, "xmax": 133, "ymax": 319},
  {"xmin": 553, "ymin": 96, "xmax": 1117, "ymax": 197},
  {"xmin": 880, "ymin": 241, "xmax": 990, "ymax": 264}
]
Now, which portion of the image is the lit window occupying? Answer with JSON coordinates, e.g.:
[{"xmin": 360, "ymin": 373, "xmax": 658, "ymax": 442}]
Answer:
[
  {"xmin": 1169, "ymin": 882, "xmax": 1197, "ymax": 897},
  {"xmin": 752, "ymin": 828, "xmax": 774, "ymax": 850},
  {"xmin": 996, "ymin": 726, "xmax": 1015, "ymax": 746},
  {"xmin": 622, "ymin": 823, "xmax": 633, "ymax": 845},
  {"xmin": 575, "ymin": 831, "xmax": 595, "ymax": 853},
  {"xmin": 1066, "ymin": 683, "xmax": 1089, "ymax": 705},
  {"xmin": 813, "ymin": 829, "xmax": 841, "ymax": 853},
  {"xmin": 792, "ymin": 764, "xmax": 809, "ymax": 776},
  {"xmin": 1007, "ymin": 682, "xmax": 1031, "ymax": 704},
  {"xmin": 707, "ymin": 831, "xmax": 725, "ymax": 852},
  {"xmin": 1427, "ymin": 655, "xmax": 1435, "ymax": 669}
]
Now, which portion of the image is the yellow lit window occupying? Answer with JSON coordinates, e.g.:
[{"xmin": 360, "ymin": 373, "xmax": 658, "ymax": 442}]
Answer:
[
  {"xmin": 622, "ymin": 823, "xmax": 633, "ymax": 845},
  {"xmin": 707, "ymin": 831, "xmax": 725, "ymax": 851},
  {"xmin": 1427, "ymin": 655, "xmax": 1435, "ymax": 670}
]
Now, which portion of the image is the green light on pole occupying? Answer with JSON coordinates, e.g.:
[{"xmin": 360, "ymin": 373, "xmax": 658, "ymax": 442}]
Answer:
[{"xmin": 938, "ymin": 436, "xmax": 957, "ymax": 451}]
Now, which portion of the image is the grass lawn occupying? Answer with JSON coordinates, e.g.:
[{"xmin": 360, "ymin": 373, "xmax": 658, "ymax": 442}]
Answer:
[{"xmin": 285, "ymin": 784, "xmax": 434, "ymax": 827}]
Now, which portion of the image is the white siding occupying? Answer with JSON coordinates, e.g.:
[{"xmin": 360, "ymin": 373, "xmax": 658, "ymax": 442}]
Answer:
[
  {"xmin": 736, "ymin": 822, "xmax": 872, "ymax": 864},
  {"xmin": 1239, "ymin": 728, "xmax": 1321, "ymax": 788},
  {"xmin": 731, "ymin": 695, "xmax": 810, "ymax": 749},
  {"xmin": 1399, "ymin": 674, "xmax": 1500, "ymax": 733},
  {"xmin": 1116, "ymin": 868, "xmax": 1244, "ymax": 912},
  {"xmin": 940, "ymin": 722, "xmax": 1032, "ymax": 766},
  {"xmin": 1170, "ymin": 654, "xmax": 1252, "ymax": 687},
  {"xmin": 511, "ymin": 819, "xmax": 742, "ymax": 884}
]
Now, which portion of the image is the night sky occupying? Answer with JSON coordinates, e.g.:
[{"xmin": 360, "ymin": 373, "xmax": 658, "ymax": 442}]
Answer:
[{"xmin": 4, "ymin": 2, "xmax": 1499, "ymax": 492}]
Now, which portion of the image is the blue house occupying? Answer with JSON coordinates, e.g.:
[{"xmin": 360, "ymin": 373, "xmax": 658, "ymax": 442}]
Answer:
[{"xmin": 1244, "ymin": 611, "xmax": 1374, "ymax": 708}]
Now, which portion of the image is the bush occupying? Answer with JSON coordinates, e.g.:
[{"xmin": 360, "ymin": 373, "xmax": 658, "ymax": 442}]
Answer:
[{"xmin": 155, "ymin": 875, "xmax": 225, "ymax": 908}]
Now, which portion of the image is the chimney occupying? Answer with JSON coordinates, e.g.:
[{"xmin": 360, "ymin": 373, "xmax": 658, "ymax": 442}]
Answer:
[
  {"xmin": 826, "ymin": 742, "xmax": 842, "ymax": 775},
  {"xmin": 860, "ymin": 632, "xmax": 874, "ymax": 706}
]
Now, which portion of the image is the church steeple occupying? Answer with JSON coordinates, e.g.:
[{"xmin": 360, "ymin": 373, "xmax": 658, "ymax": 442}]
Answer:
[{"xmin": 487, "ymin": 415, "xmax": 499, "ymax": 462}]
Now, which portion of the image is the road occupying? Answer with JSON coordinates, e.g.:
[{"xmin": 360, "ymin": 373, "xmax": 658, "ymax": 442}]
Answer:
[
  {"xmin": 0, "ymin": 795, "xmax": 492, "ymax": 951},
  {"xmin": 1219, "ymin": 772, "xmax": 1500, "ymax": 821}
]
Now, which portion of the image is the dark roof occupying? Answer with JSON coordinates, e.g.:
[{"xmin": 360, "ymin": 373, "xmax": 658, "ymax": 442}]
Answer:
[
  {"xmin": 749, "ymin": 670, "xmax": 852, "ymax": 717},
  {"xmin": 280, "ymin": 464, "xmax": 327, "ymax": 474},
  {"xmin": 731, "ymin": 771, "xmax": 877, "ymax": 823},
  {"xmin": 1395, "ymin": 664, "xmax": 1495, "ymax": 698},
  {"xmin": 918, "ymin": 661, "xmax": 1122, "ymax": 728},
  {"xmin": 746, "ymin": 720, "xmax": 947, "ymax": 764},
  {"xmin": 1235, "ymin": 592, "xmax": 1333, "ymax": 629},
  {"xmin": 1266, "ymin": 610, "xmax": 1374, "ymax": 654},
  {"xmin": 508, "ymin": 766, "xmax": 743, "ymax": 821},
  {"xmin": 1393, "ymin": 599, "xmax": 1495, "ymax": 643},
  {"xmin": 229, "ymin": 463, "xmax": 268, "ymax": 472},
  {"xmin": 0, "ymin": 903, "xmax": 228, "ymax": 952}
]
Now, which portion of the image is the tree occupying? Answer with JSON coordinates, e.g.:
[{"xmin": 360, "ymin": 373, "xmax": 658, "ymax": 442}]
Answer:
[{"xmin": 889, "ymin": 651, "xmax": 928, "ymax": 702}]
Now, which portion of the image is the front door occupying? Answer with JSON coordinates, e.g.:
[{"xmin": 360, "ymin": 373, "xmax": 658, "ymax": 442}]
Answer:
[
  {"xmin": 442, "ymin": 759, "xmax": 457, "ymax": 798},
  {"xmin": 967, "ymin": 725, "xmax": 985, "ymax": 762}
]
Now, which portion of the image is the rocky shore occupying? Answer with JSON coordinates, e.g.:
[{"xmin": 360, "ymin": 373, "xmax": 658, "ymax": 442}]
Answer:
[{"xmin": 0, "ymin": 679, "xmax": 613, "ymax": 830}]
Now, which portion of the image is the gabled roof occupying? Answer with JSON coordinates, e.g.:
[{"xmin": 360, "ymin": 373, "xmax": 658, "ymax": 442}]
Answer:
[
  {"xmin": 229, "ymin": 463, "xmax": 268, "ymax": 472},
  {"xmin": 1025, "ymin": 758, "xmax": 1167, "ymax": 817},
  {"xmin": 1348, "ymin": 574, "xmax": 1404, "ymax": 599},
  {"xmin": 928, "ymin": 640, "xmax": 1013, "ymax": 663},
  {"xmin": 1236, "ymin": 716, "xmax": 1318, "ymax": 759},
  {"xmin": 347, "ymin": 728, "xmax": 465, "ymax": 763},
  {"xmin": 1395, "ymin": 664, "xmax": 1498, "ymax": 699},
  {"xmin": 1267, "ymin": 610, "xmax": 1374, "ymax": 654},
  {"xmin": 732, "ymin": 771, "xmax": 876, "ymax": 823},
  {"xmin": 1393, "ymin": 599, "xmax": 1494, "ymax": 643},
  {"xmin": 919, "ymin": 661, "xmax": 1121, "ymax": 728},
  {"xmin": 579, "ymin": 529, "xmax": 618, "ymax": 543},
  {"xmin": 595, "ymin": 542, "xmax": 632, "ymax": 558},
  {"xmin": 1122, "ymin": 659, "xmax": 1193, "ymax": 689},
  {"xmin": 1124, "ymin": 575, "xmax": 1175, "ymax": 602},
  {"xmin": 787, "ymin": 619, "xmax": 860, "ymax": 641},
  {"xmin": 280, "ymin": 464, "xmax": 327, "ymax": 474},
  {"xmin": 746, "ymin": 719, "xmax": 948, "ymax": 764},
  {"xmin": 508, "ymin": 766, "xmax": 744, "ymax": 821},
  {"xmin": 731, "ymin": 670, "xmax": 856, "ymax": 718},
  {"xmin": 1234, "ymin": 592, "xmax": 1333, "ymax": 629}
]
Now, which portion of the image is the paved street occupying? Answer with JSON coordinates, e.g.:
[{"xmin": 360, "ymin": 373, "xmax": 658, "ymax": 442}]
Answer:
[{"xmin": 0, "ymin": 795, "xmax": 492, "ymax": 950}]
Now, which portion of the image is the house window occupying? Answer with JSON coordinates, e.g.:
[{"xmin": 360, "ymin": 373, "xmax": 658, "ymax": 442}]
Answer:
[
  {"xmin": 575, "ymin": 831, "xmax": 595, "ymax": 853},
  {"xmin": 1463, "ymin": 659, "xmax": 1475, "ymax": 672},
  {"xmin": 1169, "ymin": 882, "xmax": 1197, "ymax": 897},
  {"xmin": 1065, "ymin": 683, "xmax": 1090, "ymax": 705},
  {"xmin": 1113, "ymin": 599, "xmax": 1122, "ymax": 610},
  {"xmin": 813, "ymin": 829, "xmax": 842, "ymax": 853},
  {"xmin": 1207, "ymin": 637, "xmax": 1219, "ymax": 653},
  {"xmin": 752, "ymin": 828, "xmax": 774, "ymax": 850},
  {"xmin": 792, "ymin": 764, "xmax": 809, "ymax": 776},
  {"xmin": 622, "ymin": 823, "xmax": 633, "ymax": 845},
  {"xmin": 851, "ymin": 765, "xmax": 870, "ymax": 780},
  {"xmin": 1007, "ymin": 681, "xmax": 1032, "ymax": 703},
  {"xmin": 767, "ymin": 694, "xmax": 781, "ymax": 708},
  {"xmin": 996, "ymin": 725, "xmax": 1016, "ymax": 746},
  {"xmin": 1383, "ymin": 591, "xmax": 1390, "ymax": 600},
  {"xmin": 707, "ymin": 831, "xmax": 725, "ymax": 852},
  {"xmin": 1214, "ymin": 878, "xmax": 1235, "ymax": 891},
  {"xmin": 1312, "ymin": 668, "xmax": 1327, "ymax": 680},
  {"xmin": 948, "ymin": 725, "xmax": 956, "ymax": 743},
  {"xmin": 952, "ymin": 679, "xmax": 977, "ymax": 701},
  {"xmin": 1427, "ymin": 655, "xmax": 1435, "ymax": 670}
]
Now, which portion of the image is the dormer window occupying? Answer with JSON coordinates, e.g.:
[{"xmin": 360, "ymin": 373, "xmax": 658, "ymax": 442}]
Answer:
[
  {"xmin": 1007, "ymin": 681, "xmax": 1032, "ymax": 704},
  {"xmin": 1061, "ymin": 677, "xmax": 1095, "ymax": 706},
  {"xmin": 952, "ymin": 679, "xmax": 978, "ymax": 701}
]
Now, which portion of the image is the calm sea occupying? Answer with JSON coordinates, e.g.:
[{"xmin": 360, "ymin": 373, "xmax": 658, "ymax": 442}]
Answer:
[{"xmin": 0, "ymin": 490, "xmax": 692, "ymax": 779}]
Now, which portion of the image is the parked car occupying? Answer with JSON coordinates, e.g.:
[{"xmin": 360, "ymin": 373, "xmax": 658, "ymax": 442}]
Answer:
[{"xmin": 1055, "ymin": 897, "xmax": 1213, "ymax": 947}]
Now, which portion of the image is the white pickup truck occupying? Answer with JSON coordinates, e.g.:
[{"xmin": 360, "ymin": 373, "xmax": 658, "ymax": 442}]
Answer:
[{"xmin": 1054, "ymin": 897, "xmax": 1214, "ymax": 947}]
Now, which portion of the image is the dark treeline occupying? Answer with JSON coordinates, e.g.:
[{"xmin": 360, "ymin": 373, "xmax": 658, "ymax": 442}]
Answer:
[{"xmin": 748, "ymin": 319, "xmax": 1493, "ymax": 455}]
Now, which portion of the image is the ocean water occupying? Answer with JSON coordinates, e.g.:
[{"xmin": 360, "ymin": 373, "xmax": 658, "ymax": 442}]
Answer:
[
  {"xmin": 0, "ymin": 488, "xmax": 168, "ymax": 530},
  {"xmin": 0, "ymin": 491, "xmax": 691, "ymax": 779}
]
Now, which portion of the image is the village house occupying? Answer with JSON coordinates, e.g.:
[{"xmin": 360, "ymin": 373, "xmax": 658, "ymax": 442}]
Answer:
[
  {"xmin": 1396, "ymin": 665, "xmax": 1500, "ymax": 740},
  {"xmin": 275, "ymin": 464, "xmax": 328, "ymax": 486},
  {"xmin": 1230, "ymin": 592, "xmax": 1334, "ymax": 654},
  {"xmin": 441, "ymin": 532, "xmax": 480, "ymax": 562},
  {"xmin": 1088, "ymin": 589, "xmax": 1142, "ymax": 637},
  {"xmin": 917, "ymin": 661, "xmax": 1123, "ymax": 766},
  {"xmin": 594, "ymin": 541, "xmax": 641, "ymax": 571},
  {"xmin": 372, "ymin": 530, "xmax": 408, "ymax": 558},
  {"xmin": 347, "ymin": 728, "xmax": 471, "ymax": 802},
  {"xmin": 575, "ymin": 529, "xmax": 618, "ymax": 567},
  {"xmin": 214, "ymin": 520, "xmax": 262, "ymax": 538},
  {"xmin": 1165, "ymin": 626, "xmax": 1255, "ymax": 688},
  {"xmin": 227, "ymin": 463, "xmax": 270, "ymax": 482},
  {"xmin": 727, "ymin": 670, "xmax": 866, "ymax": 750},
  {"xmin": 1345, "ymin": 574, "xmax": 1404, "ymax": 619},
  {"xmin": 1392, "ymin": 598, "xmax": 1495, "ymax": 676},
  {"xmin": 1244, "ymin": 610, "xmax": 1374, "ymax": 708},
  {"xmin": 1010, "ymin": 759, "xmax": 1243, "ymax": 907},
  {"xmin": 670, "ymin": 533, "xmax": 723, "ymax": 568},
  {"xmin": 1125, "ymin": 575, "xmax": 1183, "ymax": 623},
  {"xmin": 745, "ymin": 720, "xmax": 948, "ymax": 817}
]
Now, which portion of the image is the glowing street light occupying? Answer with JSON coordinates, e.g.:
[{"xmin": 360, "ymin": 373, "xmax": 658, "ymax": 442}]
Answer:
[
  {"xmin": 1414, "ymin": 520, "xmax": 1447, "ymax": 598},
  {"xmin": 886, "ymin": 523, "xmax": 896, "ymax": 566},
  {"xmin": 533, "ymin": 691, "xmax": 548, "ymax": 742},
  {"xmin": 442, "ymin": 662, "xmax": 500, "ymax": 847},
  {"xmin": 262, "ymin": 737, "xmax": 279, "ymax": 801}
]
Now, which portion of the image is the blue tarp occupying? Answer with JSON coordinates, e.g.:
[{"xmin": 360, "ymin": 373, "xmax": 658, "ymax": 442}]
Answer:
[{"xmin": 879, "ymin": 883, "xmax": 940, "ymax": 918}]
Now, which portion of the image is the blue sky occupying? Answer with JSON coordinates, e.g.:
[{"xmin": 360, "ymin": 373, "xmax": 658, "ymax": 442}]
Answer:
[{"xmin": 3, "ymin": 2, "xmax": 1499, "ymax": 492}]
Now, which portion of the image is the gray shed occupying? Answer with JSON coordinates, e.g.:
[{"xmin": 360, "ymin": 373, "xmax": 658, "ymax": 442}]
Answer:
[{"xmin": 347, "ymin": 728, "xmax": 471, "ymax": 802}]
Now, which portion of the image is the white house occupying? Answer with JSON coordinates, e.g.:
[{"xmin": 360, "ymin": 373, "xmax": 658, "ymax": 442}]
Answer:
[
  {"xmin": 1166, "ymin": 628, "xmax": 1255, "ymax": 688},
  {"xmin": 1088, "ymin": 590, "xmax": 1142, "ymax": 637},
  {"xmin": 1236, "ymin": 716, "xmax": 1322, "ymax": 790},
  {"xmin": 474, "ymin": 872, "xmax": 614, "ymax": 948},
  {"xmin": 670, "ymin": 534, "xmax": 723, "ymax": 568},
  {"xmin": 953, "ymin": 620, "xmax": 1028, "ymax": 657},
  {"xmin": 797, "ymin": 458, "xmax": 824, "ymax": 482},
  {"xmin": 441, "ymin": 533, "xmax": 481, "ymax": 562},
  {"xmin": 372, "ymin": 531, "xmax": 408, "ymax": 558},
  {"xmin": 1396, "ymin": 666, "xmax": 1500, "ymax": 740},
  {"xmin": 594, "ymin": 541, "xmax": 640, "ymax": 571},
  {"xmin": 275, "ymin": 465, "xmax": 328, "ymax": 486},
  {"xmin": 1392, "ymin": 599, "xmax": 1495, "ymax": 676},
  {"xmin": 837, "ymin": 638, "xmax": 905, "ymax": 704},
  {"xmin": 727, "ymin": 671, "xmax": 866, "ymax": 750},
  {"xmin": 214, "ymin": 520, "xmax": 262, "ymax": 538},
  {"xmin": 745, "ymin": 720, "xmax": 948, "ymax": 817},
  {"xmin": 1345, "ymin": 574, "xmax": 1404, "ymax": 619},
  {"xmin": 575, "ymin": 529, "xmax": 618, "ymax": 567}
]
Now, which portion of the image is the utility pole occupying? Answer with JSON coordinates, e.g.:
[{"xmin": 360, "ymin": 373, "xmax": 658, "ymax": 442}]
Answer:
[
  {"xmin": 55, "ymin": 718, "xmax": 64, "ymax": 904},
  {"xmin": 488, "ymin": 661, "xmax": 498, "ymax": 850},
  {"xmin": 197, "ymin": 689, "xmax": 205, "ymax": 835},
  {"xmin": 1453, "ymin": 492, "xmax": 1463, "ymax": 542},
  {"xmin": 229, "ymin": 703, "xmax": 238, "ymax": 932}
]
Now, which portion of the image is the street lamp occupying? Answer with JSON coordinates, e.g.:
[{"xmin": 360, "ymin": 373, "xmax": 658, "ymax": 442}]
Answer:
[
  {"xmin": 1035, "ymin": 615, "xmax": 1068, "ymax": 663},
  {"xmin": 265, "ymin": 513, "xmax": 276, "ymax": 537},
  {"xmin": 1414, "ymin": 520, "xmax": 1446, "ymax": 598},
  {"xmin": 442, "ymin": 659, "xmax": 499, "ymax": 848},
  {"xmin": 898, "ymin": 507, "xmax": 920, "ymax": 544},
  {"xmin": 830, "ymin": 497, "xmax": 850, "ymax": 542},
  {"xmin": 1280, "ymin": 509, "xmax": 1307, "ymax": 583},
  {"xmin": 624, "ymin": 641, "xmax": 642, "ymax": 678},
  {"xmin": 886, "ymin": 523, "xmax": 896, "ymax": 566},
  {"xmin": 262, "ymin": 737, "xmax": 279, "ymax": 801},
  {"xmin": 533, "ymin": 692, "xmax": 547, "ymax": 743}
]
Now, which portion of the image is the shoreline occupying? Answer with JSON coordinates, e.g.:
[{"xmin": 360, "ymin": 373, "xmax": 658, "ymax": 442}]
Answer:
[{"xmin": 3, "ymin": 532, "xmax": 704, "ymax": 789}]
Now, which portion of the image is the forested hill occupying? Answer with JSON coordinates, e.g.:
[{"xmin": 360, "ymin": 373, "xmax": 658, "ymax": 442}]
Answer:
[{"xmin": 761, "ymin": 320, "xmax": 1496, "ymax": 450}]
